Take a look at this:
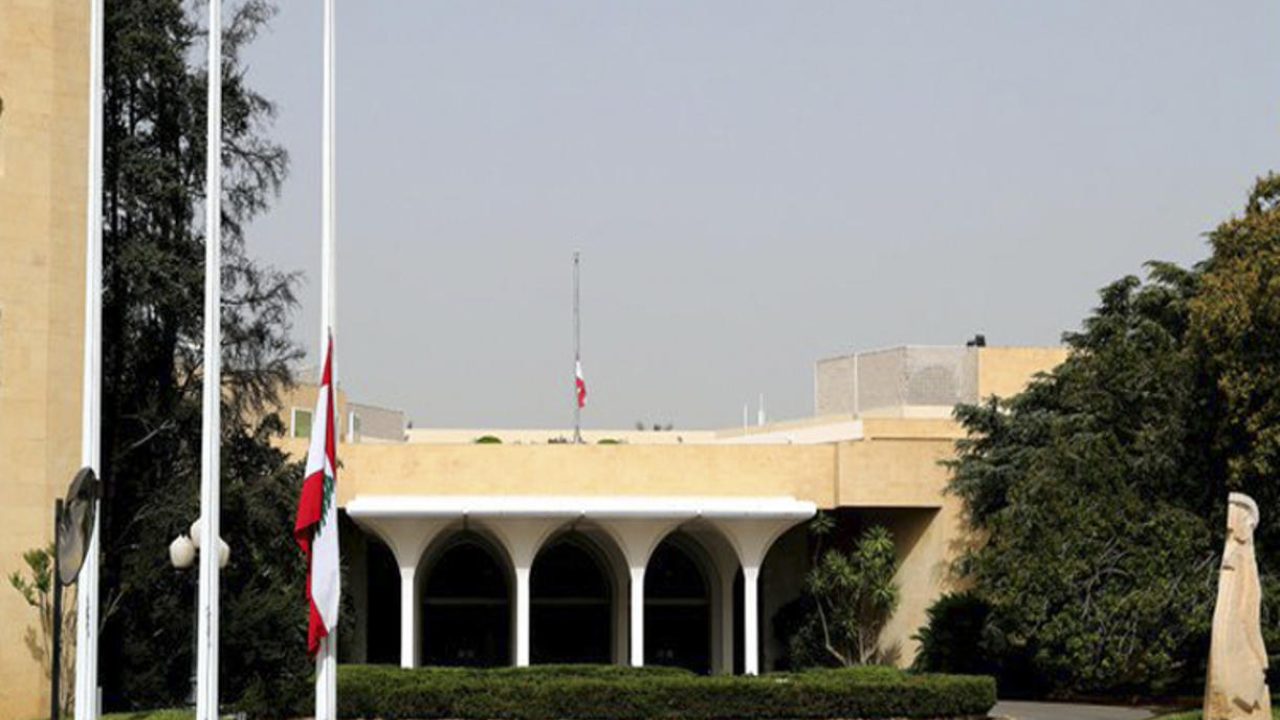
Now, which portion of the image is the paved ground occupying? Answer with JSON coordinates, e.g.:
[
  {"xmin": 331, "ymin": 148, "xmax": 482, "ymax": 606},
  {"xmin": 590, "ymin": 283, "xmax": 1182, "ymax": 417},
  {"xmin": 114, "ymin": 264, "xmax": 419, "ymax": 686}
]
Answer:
[{"xmin": 992, "ymin": 701, "xmax": 1158, "ymax": 720}]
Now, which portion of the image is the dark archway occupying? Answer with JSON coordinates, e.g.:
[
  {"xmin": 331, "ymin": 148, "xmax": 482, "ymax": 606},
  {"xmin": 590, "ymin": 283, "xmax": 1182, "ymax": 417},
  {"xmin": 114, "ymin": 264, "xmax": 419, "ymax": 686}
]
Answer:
[
  {"xmin": 422, "ymin": 534, "xmax": 511, "ymax": 666},
  {"xmin": 531, "ymin": 535, "xmax": 612, "ymax": 664},
  {"xmin": 645, "ymin": 538, "xmax": 711, "ymax": 673},
  {"xmin": 365, "ymin": 537, "xmax": 401, "ymax": 664}
]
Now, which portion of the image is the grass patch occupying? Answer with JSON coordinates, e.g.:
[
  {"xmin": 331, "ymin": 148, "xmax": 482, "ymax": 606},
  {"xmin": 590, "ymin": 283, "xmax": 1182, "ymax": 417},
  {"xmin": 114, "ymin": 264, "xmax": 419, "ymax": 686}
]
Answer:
[{"xmin": 101, "ymin": 712, "xmax": 194, "ymax": 720}]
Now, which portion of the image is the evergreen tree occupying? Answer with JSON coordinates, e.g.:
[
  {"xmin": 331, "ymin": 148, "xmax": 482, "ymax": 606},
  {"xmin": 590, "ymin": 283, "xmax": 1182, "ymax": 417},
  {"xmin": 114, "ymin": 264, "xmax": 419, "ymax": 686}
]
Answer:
[
  {"xmin": 934, "ymin": 176, "xmax": 1280, "ymax": 695},
  {"xmin": 96, "ymin": 0, "xmax": 307, "ymax": 714}
]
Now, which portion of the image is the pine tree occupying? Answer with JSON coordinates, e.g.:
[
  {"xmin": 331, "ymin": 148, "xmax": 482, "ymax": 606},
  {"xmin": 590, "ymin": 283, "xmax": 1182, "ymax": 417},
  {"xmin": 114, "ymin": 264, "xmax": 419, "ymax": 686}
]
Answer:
[{"xmin": 96, "ymin": 1, "xmax": 308, "ymax": 714}]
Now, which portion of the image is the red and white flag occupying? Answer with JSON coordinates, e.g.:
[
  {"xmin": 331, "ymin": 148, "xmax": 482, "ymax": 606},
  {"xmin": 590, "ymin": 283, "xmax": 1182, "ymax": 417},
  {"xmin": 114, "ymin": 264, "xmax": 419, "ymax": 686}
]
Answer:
[
  {"xmin": 294, "ymin": 332, "xmax": 340, "ymax": 656},
  {"xmin": 575, "ymin": 359, "xmax": 588, "ymax": 408}
]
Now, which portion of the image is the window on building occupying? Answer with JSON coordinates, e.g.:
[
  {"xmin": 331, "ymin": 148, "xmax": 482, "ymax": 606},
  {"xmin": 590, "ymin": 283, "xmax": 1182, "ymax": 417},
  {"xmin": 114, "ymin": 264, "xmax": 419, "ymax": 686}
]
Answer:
[{"xmin": 291, "ymin": 408, "xmax": 312, "ymax": 439}]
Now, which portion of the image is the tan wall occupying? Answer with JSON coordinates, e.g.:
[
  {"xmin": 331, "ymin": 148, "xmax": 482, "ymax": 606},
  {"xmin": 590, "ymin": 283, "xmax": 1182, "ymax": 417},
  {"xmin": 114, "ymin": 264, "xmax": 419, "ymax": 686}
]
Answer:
[
  {"xmin": 278, "ymin": 439, "xmax": 842, "ymax": 510},
  {"xmin": 860, "ymin": 500, "xmax": 967, "ymax": 664},
  {"xmin": 836, "ymin": 436, "xmax": 959, "ymax": 508},
  {"xmin": 977, "ymin": 346, "xmax": 1067, "ymax": 400},
  {"xmin": 0, "ymin": 3, "xmax": 90, "ymax": 718}
]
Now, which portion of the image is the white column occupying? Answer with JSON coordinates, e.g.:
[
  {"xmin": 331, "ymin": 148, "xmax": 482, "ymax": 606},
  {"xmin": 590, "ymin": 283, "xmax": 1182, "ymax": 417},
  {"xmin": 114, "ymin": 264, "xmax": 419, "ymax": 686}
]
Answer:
[
  {"xmin": 399, "ymin": 566, "xmax": 416, "ymax": 668},
  {"xmin": 514, "ymin": 565, "xmax": 532, "ymax": 666},
  {"xmin": 707, "ymin": 515, "xmax": 812, "ymax": 675},
  {"xmin": 603, "ymin": 517, "xmax": 686, "ymax": 668},
  {"xmin": 196, "ymin": 0, "xmax": 224, "ymax": 717},
  {"xmin": 629, "ymin": 566, "xmax": 645, "ymax": 666},
  {"xmin": 75, "ymin": 2, "xmax": 104, "ymax": 719},
  {"xmin": 743, "ymin": 566, "xmax": 759, "ymax": 675}
]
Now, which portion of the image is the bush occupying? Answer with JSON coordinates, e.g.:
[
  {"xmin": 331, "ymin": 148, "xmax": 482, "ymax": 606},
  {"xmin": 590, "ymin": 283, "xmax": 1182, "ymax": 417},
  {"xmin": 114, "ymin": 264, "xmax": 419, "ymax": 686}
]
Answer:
[
  {"xmin": 912, "ymin": 592, "xmax": 1002, "ymax": 676},
  {"xmin": 332, "ymin": 664, "xmax": 996, "ymax": 720}
]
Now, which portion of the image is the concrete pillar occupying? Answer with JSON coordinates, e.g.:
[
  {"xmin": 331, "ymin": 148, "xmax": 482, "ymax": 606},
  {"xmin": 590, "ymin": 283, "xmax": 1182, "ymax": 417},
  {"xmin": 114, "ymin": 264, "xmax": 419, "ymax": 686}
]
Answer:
[
  {"xmin": 399, "ymin": 565, "xmax": 416, "ymax": 668},
  {"xmin": 743, "ymin": 565, "xmax": 759, "ymax": 675},
  {"xmin": 708, "ymin": 516, "xmax": 811, "ymax": 675},
  {"xmin": 602, "ymin": 517, "xmax": 686, "ymax": 667},
  {"xmin": 484, "ymin": 518, "xmax": 563, "ymax": 668},
  {"xmin": 349, "ymin": 516, "xmax": 453, "ymax": 672},
  {"xmin": 629, "ymin": 566, "xmax": 646, "ymax": 666},
  {"xmin": 514, "ymin": 565, "xmax": 532, "ymax": 666}
]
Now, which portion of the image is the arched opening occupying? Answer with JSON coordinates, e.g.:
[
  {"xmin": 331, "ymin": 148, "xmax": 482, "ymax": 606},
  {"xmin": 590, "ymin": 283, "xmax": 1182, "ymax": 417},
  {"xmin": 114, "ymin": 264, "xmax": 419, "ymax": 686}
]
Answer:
[
  {"xmin": 421, "ymin": 533, "xmax": 511, "ymax": 666},
  {"xmin": 531, "ymin": 535, "xmax": 612, "ymax": 664},
  {"xmin": 645, "ymin": 537, "xmax": 712, "ymax": 674},
  {"xmin": 365, "ymin": 537, "xmax": 401, "ymax": 664}
]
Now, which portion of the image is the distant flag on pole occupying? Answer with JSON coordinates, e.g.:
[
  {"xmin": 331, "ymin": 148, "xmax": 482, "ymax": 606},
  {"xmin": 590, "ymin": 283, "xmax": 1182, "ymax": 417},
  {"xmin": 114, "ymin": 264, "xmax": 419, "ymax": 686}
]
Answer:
[
  {"xmin": 295, "ymin": 332, "xmax": 340, "ymax": 656},
  {"xmin": 576, "ymin": 358, "xmax": 588, "ymax": 408}
]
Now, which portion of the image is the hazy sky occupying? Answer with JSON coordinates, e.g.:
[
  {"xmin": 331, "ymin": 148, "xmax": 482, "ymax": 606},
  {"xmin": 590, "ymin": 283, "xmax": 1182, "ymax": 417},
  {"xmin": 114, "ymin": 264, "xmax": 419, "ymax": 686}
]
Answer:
[{"xmin": 240, "ymin": 1, "xmax": 1280, "ymax": 430}]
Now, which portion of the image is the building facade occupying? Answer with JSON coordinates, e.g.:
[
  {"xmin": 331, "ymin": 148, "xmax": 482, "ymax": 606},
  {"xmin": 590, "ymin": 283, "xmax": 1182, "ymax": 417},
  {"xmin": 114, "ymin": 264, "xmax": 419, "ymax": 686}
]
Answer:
[
  {"xmin": 0, "ymin": 3, "xmax": 92, "ymax": 719},
  {"xmin": 280, "ymin": 345, "xmax": 1065, "ymax": 676}
]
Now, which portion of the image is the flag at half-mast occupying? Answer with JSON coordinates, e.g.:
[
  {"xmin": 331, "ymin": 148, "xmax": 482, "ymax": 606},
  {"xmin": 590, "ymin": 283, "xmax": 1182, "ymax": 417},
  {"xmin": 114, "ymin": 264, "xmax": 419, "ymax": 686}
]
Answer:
[
  {"xmin": 575, "ymin": 358, "xmax": 587, "ymax": 408},
  {"xmin": 295, "ymin": 332, "xmax": 340, "ymax": 656}
]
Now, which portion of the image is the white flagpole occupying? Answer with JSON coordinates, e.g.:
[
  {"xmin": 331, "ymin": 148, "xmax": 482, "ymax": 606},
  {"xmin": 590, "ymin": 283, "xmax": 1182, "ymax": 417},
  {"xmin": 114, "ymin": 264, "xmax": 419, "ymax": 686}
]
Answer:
[
  {"xmin": 196, "ymin": 0, "xmax": 223, "ymax": 718},
  {"xmin": 316, "ymin": 0, "xmax": 339, "ymax": 716},
  {"xmin": 75, "ymin": 0, "xmax": 104, "ymax": 717},
  {"xmin": 573, "ymin": 252, "xmax": 582, "ymax": 444}
]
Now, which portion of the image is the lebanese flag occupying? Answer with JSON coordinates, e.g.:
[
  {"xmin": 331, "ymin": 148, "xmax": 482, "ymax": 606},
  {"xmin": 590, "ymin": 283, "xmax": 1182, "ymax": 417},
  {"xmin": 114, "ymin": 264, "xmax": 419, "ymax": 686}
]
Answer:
[
  {"xmin": 294, "ymin": 332, "xmax": 341, "ymax": 657},
  {"xmin": 575, "ymin": 359, "xmax": 587, "ymax": 408}
]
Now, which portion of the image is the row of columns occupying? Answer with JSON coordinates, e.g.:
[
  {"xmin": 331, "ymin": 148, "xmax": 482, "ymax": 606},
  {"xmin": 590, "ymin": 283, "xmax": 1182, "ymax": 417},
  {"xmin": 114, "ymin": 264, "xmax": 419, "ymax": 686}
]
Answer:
[{"xmin": 355, "ymin": 510, "xmax": 809, "ymax": 675}]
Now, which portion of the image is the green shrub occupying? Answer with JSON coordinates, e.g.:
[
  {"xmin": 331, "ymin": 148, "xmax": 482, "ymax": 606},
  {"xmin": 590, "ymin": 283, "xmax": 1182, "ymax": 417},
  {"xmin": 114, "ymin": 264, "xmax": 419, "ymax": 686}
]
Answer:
[
  {"xmin": 332, "ymin": 664, "xmax": 996, "ymax": 720},
  {"xmin": 912, "ymin": 592, "xmax": 1001, "ymax": 676},
  {"xmin": 474, "ymin": 435, "xmax": 503, "ymax": 444}
]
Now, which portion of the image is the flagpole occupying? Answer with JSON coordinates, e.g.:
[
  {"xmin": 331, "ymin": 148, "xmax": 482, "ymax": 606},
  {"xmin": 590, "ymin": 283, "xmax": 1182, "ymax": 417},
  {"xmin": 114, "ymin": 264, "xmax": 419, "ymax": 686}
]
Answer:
[
  {"xmin": 573, "ymin": 252, "xmax": 582, "ymax": 444},
  {"xmin": 74, "ymin": 0, "xmax": 104, "ymax": 717},
  {"xmin": 316, "ymin": 0, "xmax": 339, "ymax": 716},
  {"xmin": 196, "ymin": 0, "xmax": 223, "ymax": 717}
]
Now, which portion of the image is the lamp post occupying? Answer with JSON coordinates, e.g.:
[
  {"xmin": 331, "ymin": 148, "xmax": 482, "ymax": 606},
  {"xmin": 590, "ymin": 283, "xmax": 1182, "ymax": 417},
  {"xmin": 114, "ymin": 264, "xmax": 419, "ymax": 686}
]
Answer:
[{"xmin": 169, "ymin": 520, "xmax": 229, "ymax": 706}]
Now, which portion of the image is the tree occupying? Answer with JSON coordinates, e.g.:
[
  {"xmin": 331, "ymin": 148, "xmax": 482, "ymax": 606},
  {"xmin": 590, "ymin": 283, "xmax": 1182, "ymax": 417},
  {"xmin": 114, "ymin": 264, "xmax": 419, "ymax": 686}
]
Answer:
[
  {"xmin": 9, "ymin": 546, "xmax": 78, "ymax": 717},
  {"xmin": 1189, "ymin": 174, "xmax": 1280, "ymax": 555},
  {"xmin": 789, "ymin": 516, "xmax": 900, "ymax": 667},
  {"xmin": 935, "ymin": 176, "xmax": 1280, "ymax": 695},
  {"xmin": 95, "ymin": 0, "xmax": 308, "ymax": 714},
  {"xmin": 942, "ymin": 268, "xmax": 1218, "ymax": 695}
]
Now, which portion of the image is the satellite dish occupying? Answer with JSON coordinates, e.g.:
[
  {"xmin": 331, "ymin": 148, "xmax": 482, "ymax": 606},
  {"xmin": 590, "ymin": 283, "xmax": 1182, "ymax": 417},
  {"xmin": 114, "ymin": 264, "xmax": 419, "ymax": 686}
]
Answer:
[{"xmin": 57, "ymin": 467, "xmax": 99, "ymax": 586}]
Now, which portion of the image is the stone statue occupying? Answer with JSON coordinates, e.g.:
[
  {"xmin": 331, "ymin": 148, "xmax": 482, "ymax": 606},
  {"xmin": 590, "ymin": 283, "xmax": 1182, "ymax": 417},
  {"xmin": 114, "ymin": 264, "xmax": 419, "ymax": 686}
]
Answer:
[{"xmin": 1205, "ymin": 492, "xmax": 1270, "ymax": 720}]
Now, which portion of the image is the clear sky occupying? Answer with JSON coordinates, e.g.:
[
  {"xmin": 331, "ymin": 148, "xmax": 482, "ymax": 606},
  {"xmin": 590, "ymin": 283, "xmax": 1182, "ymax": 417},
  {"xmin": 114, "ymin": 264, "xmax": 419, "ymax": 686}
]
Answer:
[{"xmin": 240, "ymin": 1, "xmax": 1280, "ymax": 430}]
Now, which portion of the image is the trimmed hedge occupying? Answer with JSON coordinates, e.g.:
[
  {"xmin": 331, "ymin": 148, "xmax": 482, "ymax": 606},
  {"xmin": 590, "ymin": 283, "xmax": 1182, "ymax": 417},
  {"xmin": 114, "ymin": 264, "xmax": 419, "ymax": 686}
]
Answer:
[{"xmin": 335, "ymin": 664, "xmax": 996, "ymax": 720}]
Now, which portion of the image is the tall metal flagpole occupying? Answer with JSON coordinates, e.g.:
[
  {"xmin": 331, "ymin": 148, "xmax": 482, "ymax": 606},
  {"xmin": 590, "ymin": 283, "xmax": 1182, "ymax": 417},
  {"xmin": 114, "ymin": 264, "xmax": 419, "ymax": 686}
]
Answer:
[
  {"xmin": 196, "ymin": 0, "xmax": 223, "ymax": 718},
  {"xmin": 573, "ymin": 252, "xmax": 582, "ymax": 444},
  {"xmin": 316, "ymin": 0, "xmax": 339, "ymax": 717},
  {"xmin": 74, "ymin": 1, "xmax": 104, "ymax": 717}
]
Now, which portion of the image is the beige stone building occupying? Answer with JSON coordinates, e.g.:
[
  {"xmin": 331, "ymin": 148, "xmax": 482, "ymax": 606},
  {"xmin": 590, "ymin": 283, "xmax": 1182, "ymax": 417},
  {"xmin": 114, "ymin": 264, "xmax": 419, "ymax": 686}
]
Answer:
[
  {"xmin": 0, "ymin": 2, "xmax": 92, "ymax": 719},
  {"xmin": 278, "ymin": 345, "xmax": 1065, "ymax": 677}
]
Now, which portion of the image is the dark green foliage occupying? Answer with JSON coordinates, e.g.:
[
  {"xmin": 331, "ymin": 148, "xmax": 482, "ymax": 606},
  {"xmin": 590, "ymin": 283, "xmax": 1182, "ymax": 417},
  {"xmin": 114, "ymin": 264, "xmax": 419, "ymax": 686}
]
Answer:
[
  {"xmin": 932, "ymin": 176, "xmax": 1280, "ymax": 697},
  {"xmin": 787, "ymin": 516, "xmax": 900, "ymax": 668},
  {"xmin": 911, "ymin": 593, "xmax": 1003, "ymax": 679},
  {"xmin": 328, "ymin": 664, "xmax": 996, "ymax": 720},
  {"xmin": 96, "ymin": 0, "xmax": 306, "ymax": 714},
  {"xmin": 474, "ymin": 435, "xmax": 503, "ymax": 444},
  {"xmin": 1189, "ymin": 175, "xmax": 1280, "ymax": 553},
  {"xmin": 939, "ymin": 269, "xmax": 1217, "ymax": 695}
]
